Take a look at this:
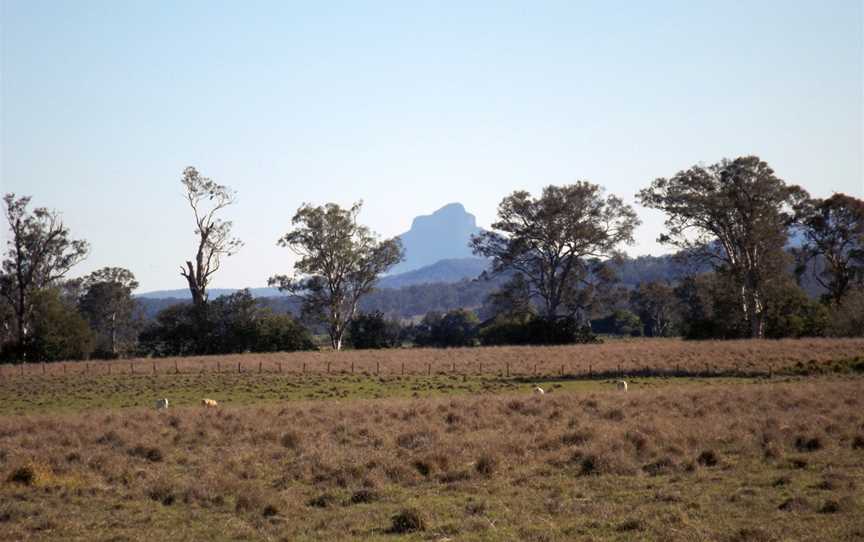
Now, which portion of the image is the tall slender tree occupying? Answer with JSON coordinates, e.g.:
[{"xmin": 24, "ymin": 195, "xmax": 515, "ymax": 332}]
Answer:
[
  {"xmin": 269, "ymin": 201, "xmax": 403, "ymax": 351},
  {"xmin": 179, "ymin": 167, "xmax": 243, "ymax": 305},
  {"xmin": 0, "ymin": 194, "xmax": 89, "ymax": 354},
  {"xmin": 638, "ymin": 156, "xmax": 809, "ymax": 338}
]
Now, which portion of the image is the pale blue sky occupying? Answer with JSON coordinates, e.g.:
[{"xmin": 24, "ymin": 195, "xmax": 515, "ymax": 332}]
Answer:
[{"xmin": 1, "ymin": 1, "xmax": 862, "ymax": 291}]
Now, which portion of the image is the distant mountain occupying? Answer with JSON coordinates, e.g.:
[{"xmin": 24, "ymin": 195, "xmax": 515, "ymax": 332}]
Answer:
[
  {"xmin": 136, "ymin": 257, "xmax": 490, "ymax": 301},
  {"xmin": 377, "ymin": 257, "xmax": 488, "ymax": 289},
  {"xmin": 390, "ymin": 203, "xmax": 483, "ymax": 274},
  {"xmin": 135, "ymin": 287, "xmax": 285, "ymax": 300}
]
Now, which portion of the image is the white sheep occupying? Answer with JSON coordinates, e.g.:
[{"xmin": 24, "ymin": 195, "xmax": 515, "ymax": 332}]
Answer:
[
  {"xmin": 201, "ymin": 398, "xmax": 218, "ymax": 408},
  {"xmin": 616, "ymin": 380, "xmax": 628, "ymax": 392},
  {"xmin": 533, "ymin": 386, "xmax": 545, "ymax": 395},
  {"xmin": 155, "ymin": 398, "xmax": 169, "ymax": 410}
]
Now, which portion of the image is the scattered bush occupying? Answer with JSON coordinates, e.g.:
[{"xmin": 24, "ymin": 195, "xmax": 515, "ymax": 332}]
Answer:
[
  {"xmin": 307, "ymin": 493, "xmax": 338, "ymax": 508},
  {"xmin": 697, "ymin": 450, "xmax": 719, "ymax": 467},
  {"xmin": 280, "ymin": 431, "xmax": 302, "ymax": 450},
  {"xmin": 793, "ymin": 436, "xmax": 822, "ymax": 452},
  {"xmin": 349, "ymin": 489, "xmax": 379, "ymax": 504},
  {"xmin": 389, "ymin": 507, "xmax": 426, "ymax": 533},
  {"xmin": 128, "ymin": 445, "xmax": 163, "ymax": 462},
  {"xmin": 474, "ymin": 454, "xmax": 498, "ymax": 477}
]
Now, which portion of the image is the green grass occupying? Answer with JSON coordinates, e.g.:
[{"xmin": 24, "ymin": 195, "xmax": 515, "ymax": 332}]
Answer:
[{"xmin": 0, "ymin": 371, "xmax": 769, "ymax": 416}]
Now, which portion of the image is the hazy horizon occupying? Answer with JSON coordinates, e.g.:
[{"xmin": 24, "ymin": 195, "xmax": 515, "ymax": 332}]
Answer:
[{"xmin": 2, "ymin": 1, "xmax": 862, "ymax": 291}]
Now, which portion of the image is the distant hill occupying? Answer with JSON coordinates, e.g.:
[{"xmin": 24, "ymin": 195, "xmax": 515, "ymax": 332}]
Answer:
[
  {"xmin": 377, "ymin": 257, "xmax": 488, "ymax": 289},
  {"xmin": 136, "ymin": 287, "xmax": 285, "ymax": 300},
  {"xmin": 137, "ymin": 257, "xmax": 490, "ymax": 301},
  {"xmin": 390, "ymin": 203, "xmax": 483, "ymax": 274}
]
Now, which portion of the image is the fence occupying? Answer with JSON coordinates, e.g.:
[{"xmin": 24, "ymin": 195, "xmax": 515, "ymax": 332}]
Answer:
[{"xmin": 0, "ymin": 358, "xmax": 783, "ymax": 381}]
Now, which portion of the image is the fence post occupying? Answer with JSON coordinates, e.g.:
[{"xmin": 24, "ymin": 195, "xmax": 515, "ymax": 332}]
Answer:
[
  {"xmin": 351, "ymin": 362, "xmax": 354, "ymax": 374},
  {"xmin": 130, "ymin": 362, "xmax": 134, "ymax": 375},
  {"xmin": 427, "ymin": 363, "xmax": 431, "ymax": 376},
  {"xmin": 21, "ymin": 364, "xmax": 25, "ymax": 377},
  {"xmin": 589, "ymin": 363, "xmax": 592, "ymax": 378},
  {"xmin": 506, "ymin": 362, "xmax": 510, "ymax": 378},
  {"xmin": 237, "ymin": 362, "xmax": 241, "ymax": 374},
  {"xmin": 479, "ymin": 362, "xmax": 482, "ymax": 375},
  {"xmin": 259, "ymin": 361, "xmax": 262, "ymax": 374},
  {"xmin": 303, "ymin": 362, "xmax": 306, "ymax": 375},
  {"xmin": 377, "ymin": 361, "xmax": 380, "ymax": 376},
  {"xmin": 452, "ymin": 362, "xmax": 456, "ymax": 373},
  {"xmin": 560, "ymin": 364, "xmax": 563, "ymax": 377},
  {"xmin": 153, "ymin": 362, "xmax": 156, "ymax": 375},
  {"xmin": 401, "ymin": 362, "xmax": 404, "ymax": 376},
  {"xmin": 278, "ymin": 362, "xmax": 282, "ymax": 374},
  {"xmin": 327, "ymin": 362, "xmax": 330, "ymax": 374}
]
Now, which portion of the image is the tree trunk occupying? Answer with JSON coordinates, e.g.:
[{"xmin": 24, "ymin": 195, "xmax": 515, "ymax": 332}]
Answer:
[
  {"xmin": 110, "ymin": 311, "xmax": 117, "ymax": 355},
  {"xmin": 183, "ymin": 261, "xmax": 206, "ymax": 305}
]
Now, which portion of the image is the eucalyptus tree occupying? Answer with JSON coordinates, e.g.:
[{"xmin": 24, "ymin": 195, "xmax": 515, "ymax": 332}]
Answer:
[
  {"xmin": 471, "ymin": 182, "xmax": 639, "ymax": 323},
  {"xmin": 78, "ymin": 267, "xmax": 141, "ymax": 356},
  {"xmin": 795, "ymin": 193, "xmax": 864, "ymax": 305},
  {"xmin": 269, "ymin": 201, "xmax": 403, "ymax": 351},
  {"xmin": 0, "ymin": 194, "xmax": 89, "ymax": 352},
  {"xmin": 637, "ymin": 156, "xmax": 808, "ymax": 338},
  {"xmin": 179, "ymin": 167, "xmax": 243, "ymax": 305}
]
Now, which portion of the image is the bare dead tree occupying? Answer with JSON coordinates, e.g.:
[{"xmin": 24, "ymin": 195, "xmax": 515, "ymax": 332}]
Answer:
[{"xmin": 179, "ymin": 167, "xmax": 243, "ymax": 305}]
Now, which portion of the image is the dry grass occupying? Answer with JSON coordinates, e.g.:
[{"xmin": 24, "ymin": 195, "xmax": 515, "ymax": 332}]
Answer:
[
  {"xmin": 1, "ymin": 376, "xmax": 862, "ymax": 540},
  {"xmin": 2, "ymin": 337, "xmax": 863, "ymax": 379}
]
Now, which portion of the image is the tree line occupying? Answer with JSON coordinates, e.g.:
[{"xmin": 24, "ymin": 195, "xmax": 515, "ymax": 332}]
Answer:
[{"xmin": 2, "ymin": 155, "xmax": 862, "ymax": 362}]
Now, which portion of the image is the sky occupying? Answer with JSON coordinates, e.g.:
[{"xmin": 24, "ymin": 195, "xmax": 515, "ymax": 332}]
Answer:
[{"xmin": 1, "ymin": 0, "xmax": 862, "ymax": 292}]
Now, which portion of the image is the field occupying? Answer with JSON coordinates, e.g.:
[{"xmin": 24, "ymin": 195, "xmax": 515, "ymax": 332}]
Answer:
[{"xmin": 1, "ymin": 339, "xmax": 863, "ymax": 541}]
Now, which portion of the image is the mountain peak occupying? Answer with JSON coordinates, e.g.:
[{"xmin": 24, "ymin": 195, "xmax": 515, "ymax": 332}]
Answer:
[
  {"xmin": 410, "ymin": 202, "xmax": 476, "ymax": 230},
  {"xmin": 394, "ymin": 203, "xmax": 483, "ymax": 274}
]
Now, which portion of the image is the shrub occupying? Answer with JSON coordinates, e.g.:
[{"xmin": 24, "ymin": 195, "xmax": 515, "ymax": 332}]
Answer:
[
  {"xmin": 146, "ymin": 480, "xmax": 176, "ymax": 506},
  {"xmin": 280, "ymin": 431, "xmax": 302, "ymax": 450},
  {"xmin": 128, "ymin": 445, "xmax": 163, "ymax": 462},
  {"xmin": 347, "ymin": 311, "xmax": 401, "ymax": 349},
  {"xmin": 697, "ymin": 450, "xmax": 719, "ymax": 467},
  {"xmin": 778, "ymin": 497, "xmax": 811, "ymax": 512},
  {"xmin": 474, "ymin": 454, "xmax": 498, "ymax": 477},
  {"xmin": 389, "ymin": 508, "xmax": 426, "ymax": 533},
  {"xmin": 6, "ymin": 465, "xmax": 36, "ymax": 486},
  {"xmin": 793, "ymin": 436, "xmax": 822, "ymax": 452},
  {"xmin": 307, "ymin": 493, "xmax": 338, "ymax": 508},
  {"xmin": 349, "ymin": 489, "xmax": 379, "ymax": 504}
]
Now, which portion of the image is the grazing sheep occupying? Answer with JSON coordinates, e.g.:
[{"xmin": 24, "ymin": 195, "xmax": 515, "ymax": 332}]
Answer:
[
  {"xmin": 201, "ymin": 398, "xmax": 218, "ymax": 408},
  {"xmin": 533, "ymin": 386, "xmax": 545, "ymax": 395},
  {"xmin": 616, "ymin": 380, "xmax": 628, "ymax": 392},
  {"xmin": 155, "ymin": 398, "xmax": 169, "ymax": 410}
]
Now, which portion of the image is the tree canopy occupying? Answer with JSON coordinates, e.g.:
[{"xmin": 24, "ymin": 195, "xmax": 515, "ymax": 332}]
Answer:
[
  {"xmin": 1, "ymin": 194, "xmax": 89, "ymax": 353},
  {"xmin": 471, "ymin": 182, "xmax": 639, "ymax": 322},
  {"xmin": 795, "ymin": 193, "xmax": 864, "ymax": 305},
  {"xmin": 638, "ymin": 156, "xmax": 808, "ymax": 338},
  {"xmin": 269, "ymin": 201, "xmax": 403, "ymax": 350}
]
